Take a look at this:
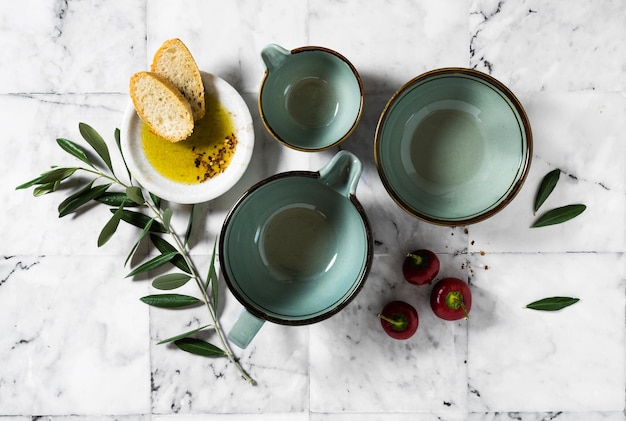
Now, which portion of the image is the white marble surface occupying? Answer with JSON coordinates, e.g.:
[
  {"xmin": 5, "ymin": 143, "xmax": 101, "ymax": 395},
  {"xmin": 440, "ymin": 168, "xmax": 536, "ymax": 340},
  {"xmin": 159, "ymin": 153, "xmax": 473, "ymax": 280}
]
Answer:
[{"xmin": 1, "ymin": 0, "xmax": 624, "ymax": 420}]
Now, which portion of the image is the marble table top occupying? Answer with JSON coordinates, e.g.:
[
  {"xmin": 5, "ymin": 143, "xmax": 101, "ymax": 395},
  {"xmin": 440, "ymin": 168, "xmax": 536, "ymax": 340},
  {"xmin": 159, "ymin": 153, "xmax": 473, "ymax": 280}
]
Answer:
[{"xmin": 1, "ymin": 1, "xmax": 624, "ymax": 420}]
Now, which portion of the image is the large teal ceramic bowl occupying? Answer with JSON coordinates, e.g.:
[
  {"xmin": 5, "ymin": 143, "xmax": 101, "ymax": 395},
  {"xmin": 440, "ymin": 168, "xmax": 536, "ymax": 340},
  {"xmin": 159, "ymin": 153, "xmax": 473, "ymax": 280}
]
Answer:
[{"xmin": 375, "ymin": 68, "xmax": 532, "ymax": 225}]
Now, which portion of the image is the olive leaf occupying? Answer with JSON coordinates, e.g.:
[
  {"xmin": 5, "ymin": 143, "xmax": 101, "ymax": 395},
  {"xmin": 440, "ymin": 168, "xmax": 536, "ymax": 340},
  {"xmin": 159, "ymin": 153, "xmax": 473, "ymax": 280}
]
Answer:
[
  {"xmin": 17, "ymin": 167, "xmax": 78, "ymax": 191},
  {"xmin": 16, "ymin": 174, "xmax": 47, "ymax": 190},
  {"xmin": 139, "ymin": 293, "xmax": 203, "ymax": 308},
  {"xmin": 206, "ymin": 239, "xmax": 219, "ymax": 309},
  {"xmin": 33, "ymin": 181, "xmax": 60, "ymax": 197},
  {"xmin": 150, "ymin": 234, "xmax": 192, "ymax": 274},
  {"xmin": 56, "ymin": 138, "xmax": 96, "ymax": 169},
  {"xmin": 58, "ymin": 182, "xmax": 111, "ymax": 217},
  {"xmin": 152, "ymin": 273, "xmax": 192, "ymax": 290},
  {"xmin": 126, "ymin": 186, "xmax": 145, "ymax": 205},
  {"xmin": 184, "ymin": 204, "xmax": 195, "ymax": 247},
  {"xmin": 174, "ymin": 337, "xmax": 226, "ymax": 357},
  {"xmin": 531, "ymin": 204, "xmax": 586, "ymax": 228},
  {"xmin": 114, "ymin": 128, "xmax": 133, "ymax": 182},
  {"xmin": 114, "ymin": 128, "xmax": 121, "ymax": 147},
  {"xmin": 126, "ymin": 251, "xmax": 178, "ymax": 278},
  {"xmin": 96, "ymin": 192, "xmax": 139, "ymax": 207},
  {"xmin": 162, "ymin": 208, "xmax": 173, "ymax": 231},
  {"xmin": 534, "ymin": 169, "xmax": 560, "ymax": 214},
  {"xmin": 124, "ymin": 217, "xmax": 155, "ymax": 267},
  {"xmin": 150, "ymin": 193, "xmax": 161, "ymax": 209},
  {"xmin": 42, "ymin": 167, "xmax": 79, "ymax": 184},
  {"xmin": 117, "ymin": 209, "xmax": 167, "ymax": 233},
  {"xmin": 157, "ymin": 324, "xmax": 212, "ymax": 345},
  {"xmin": 79, "ymin": 122, "xmax": 114, "ymax": 174},
  {"xmin": 98, "ymin": 203, "xmax": 124, "ymax": 247},
  {"xmin": 526, "ymin": 297, "xmax": 580, "ymax": 311},
  {"xmin": 58, "ymin": 179, "xmax": 96, "ymax": 208}
]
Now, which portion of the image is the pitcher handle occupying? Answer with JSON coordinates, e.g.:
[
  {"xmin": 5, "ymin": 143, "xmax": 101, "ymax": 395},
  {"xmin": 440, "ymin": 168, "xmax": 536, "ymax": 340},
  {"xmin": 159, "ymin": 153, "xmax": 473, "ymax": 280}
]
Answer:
[
  {"xmin": 318, "ymin": 150, "xmax": 363, "ymax": 198},
  {"xmin": 228, "ymin": 309, "xmax": 266, "ymax": 349},
  {"xmin": 261, "ymin": 44, "xmax": 290, "ymax": 72}
]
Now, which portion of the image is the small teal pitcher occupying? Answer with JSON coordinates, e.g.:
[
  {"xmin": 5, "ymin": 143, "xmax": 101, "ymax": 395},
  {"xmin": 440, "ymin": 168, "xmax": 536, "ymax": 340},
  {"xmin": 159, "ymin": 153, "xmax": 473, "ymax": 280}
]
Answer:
[{"xmin": 258, "ymin": 44, "xmax": 364, "ymax": 152}]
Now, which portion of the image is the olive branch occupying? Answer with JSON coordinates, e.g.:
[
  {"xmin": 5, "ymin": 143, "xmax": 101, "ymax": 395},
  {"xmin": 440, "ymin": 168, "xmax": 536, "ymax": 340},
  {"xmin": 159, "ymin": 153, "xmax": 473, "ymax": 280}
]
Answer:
[{"xmin": 16, "ymin": 122, "xmax": 255, "ymax": 385}]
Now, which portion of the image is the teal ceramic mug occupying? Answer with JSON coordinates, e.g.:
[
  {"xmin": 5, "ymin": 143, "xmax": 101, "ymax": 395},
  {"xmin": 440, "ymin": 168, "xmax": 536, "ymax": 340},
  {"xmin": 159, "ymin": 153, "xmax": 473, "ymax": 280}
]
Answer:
[
  {"xmin": 259, "ymin": 44, "xmax": 364, "ymax": 151},
  {"xmin": 219, "ymin": 151, "xmax": 373, "ymax": 348}
]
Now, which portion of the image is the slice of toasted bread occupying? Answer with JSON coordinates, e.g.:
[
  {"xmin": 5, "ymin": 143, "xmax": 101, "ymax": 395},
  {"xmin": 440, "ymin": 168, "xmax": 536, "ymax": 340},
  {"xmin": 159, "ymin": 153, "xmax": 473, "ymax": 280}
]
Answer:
[
  {"xmin": 129, "ymin": 71, "xmax": 194, "ymax": 142},
  {"xmin": 151, "ymin": 38, "xmax": 205, "ymax": 121}
]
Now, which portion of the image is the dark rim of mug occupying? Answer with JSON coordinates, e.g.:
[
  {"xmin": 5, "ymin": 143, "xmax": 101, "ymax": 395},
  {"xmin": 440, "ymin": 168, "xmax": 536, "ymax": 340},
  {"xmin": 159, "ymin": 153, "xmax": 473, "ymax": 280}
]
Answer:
[
  {"xmin": 257, "ymin": 46, "xmax": 365, "ymax": 152},
  {"xmin": 373, "ymin": 67, "xmax": 533, "ymax": 226},
  {"xmin": 218, "ymin": 170, "xmax": 373, "ymax": 326}
]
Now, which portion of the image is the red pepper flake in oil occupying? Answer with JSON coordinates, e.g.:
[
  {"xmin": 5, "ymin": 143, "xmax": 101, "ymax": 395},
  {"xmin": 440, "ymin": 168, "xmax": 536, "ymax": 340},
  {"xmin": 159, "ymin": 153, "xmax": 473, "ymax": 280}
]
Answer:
[{"xmin": 193, "ymin": 133, "xmax": 238, "ymax": 183}]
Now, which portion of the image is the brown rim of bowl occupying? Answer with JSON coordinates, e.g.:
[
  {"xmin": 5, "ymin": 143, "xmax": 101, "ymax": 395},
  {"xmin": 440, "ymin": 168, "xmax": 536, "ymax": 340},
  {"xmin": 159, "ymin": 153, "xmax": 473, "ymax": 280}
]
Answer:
[
  {"xmin": 374, "ymin": 67, "xmax": 533, "ymax": 226},
  {"xmin": 218, "ymin": 170, "xmax": 373, "ymax": 326},
  {"xmin": 257, "ymin": 46, "xmax": 365, "ymax": 152}
]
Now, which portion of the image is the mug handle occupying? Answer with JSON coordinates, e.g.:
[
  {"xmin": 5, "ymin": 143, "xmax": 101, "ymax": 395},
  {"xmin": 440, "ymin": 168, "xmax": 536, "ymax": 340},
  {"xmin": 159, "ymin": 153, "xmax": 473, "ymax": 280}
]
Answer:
[
  {"xmin": 228, "ymin": 309, "xmax": 266, "ymax": 349},
  {"xmin": 261, "ymin": 44, "xmax": 290, "ymax": 72},
  {"xmin": 318, "ymin": 150, "xmax": 363, "ymax": 198}
]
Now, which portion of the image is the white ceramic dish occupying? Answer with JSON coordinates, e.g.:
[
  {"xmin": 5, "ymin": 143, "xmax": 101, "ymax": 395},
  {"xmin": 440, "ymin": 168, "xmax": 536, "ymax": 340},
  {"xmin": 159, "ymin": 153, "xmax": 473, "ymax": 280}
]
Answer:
[{"xmin": 120, "ymin": 72, "xmax": 254, "ymax": 204}]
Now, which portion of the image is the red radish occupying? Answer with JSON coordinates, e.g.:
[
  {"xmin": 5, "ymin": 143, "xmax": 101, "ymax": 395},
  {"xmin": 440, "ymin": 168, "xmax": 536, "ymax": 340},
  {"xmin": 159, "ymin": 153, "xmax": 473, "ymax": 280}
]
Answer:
[
  {"xmin": 377, "ymin": 300, "xmax": 419, "ymax": 340},
  {"xmin": 430, "ymin": 277, "xmax": 472, "ymax": 321},
  {"xmin": 402, "ymin": 249, "xmax": 440, "ymax": 285}
]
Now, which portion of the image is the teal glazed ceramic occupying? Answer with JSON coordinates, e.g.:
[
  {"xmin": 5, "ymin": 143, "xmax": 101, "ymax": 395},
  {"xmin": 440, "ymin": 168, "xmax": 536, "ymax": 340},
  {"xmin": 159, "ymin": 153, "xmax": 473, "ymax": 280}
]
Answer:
[
  {"xmin": 219, "ymin": 151, "xmax": 373, "ymax": 348},
  {"xmin": 375, "ymin": 68, "xmax": 532, "ymax": 225},
  {"xmin": 259, "ymin": 44, "xmax": 364, "ymax": 151}
]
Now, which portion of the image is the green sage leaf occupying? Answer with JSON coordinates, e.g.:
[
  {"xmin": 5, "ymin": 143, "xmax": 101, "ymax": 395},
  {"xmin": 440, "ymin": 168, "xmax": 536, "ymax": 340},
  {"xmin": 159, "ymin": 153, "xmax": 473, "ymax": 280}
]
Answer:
[
  {"xmin": 79, "ymin": 122, "xmax": 114, "ymax": 174},
  {"xmin": 56, "ymin": 138, "xmax": 95, "ymax": 168},
  {"xmin": 531, "ymin": 204, "xmax": 586, "ymax": 228},
  {"xmin": 152, "ymin": 273, "xmax": 192, "ymax": 290},
  {"xmin": 534, "ymin": 169, "xmax": 560, "ymax": 214},
  {"xmin": 157, "ymin": 324, "xmax": 212, "ymax": 345},
  {"xmin": 124, "ymin": 217, "xmax": 154, "ymax": 267},
  {"xmin": 162, "ymin": 208, "xmax": 173, "ymax": 231},
  {"xmin": 150, "ymin": 233, "xmax": 192, "ymax": 274},
  {"xmin": 98, "ymin": 203, "xmax": 124, "ymax": 247},
  {"xmin": 526, "ymin": 297, "xmax": 580, "ymax": 311},
  {"xmin": 126, "ymin": 251, "xmax": 178, "ymax": 278},
  {"xmin": 96, "ymin": 192, "xmax": 139, "ymax": 207},
  {"xmin": 117, "ymin": 209, "xmax": 167, "ymax": 233},
  {"xmin": 174, "ymin": 337, "xmax": 226, "ymax": 357},
  {"xmin": 58, "ymin": 182, "xmax": 111, "ymax": 217},
  {"xmin": 126, "ymin": 186, "xmax": 145, "ymax": 205},
  {"xmin": 139, "ymin": 293, "xmax": 202, "ymax": 308}
]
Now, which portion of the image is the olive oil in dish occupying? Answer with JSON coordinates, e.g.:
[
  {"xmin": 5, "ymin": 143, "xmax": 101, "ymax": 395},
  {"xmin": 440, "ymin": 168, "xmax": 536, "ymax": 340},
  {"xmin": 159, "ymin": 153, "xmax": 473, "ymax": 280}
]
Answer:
[{"xmin": 141, "ymin": 93, "xmax": 237, "ymax": 184}]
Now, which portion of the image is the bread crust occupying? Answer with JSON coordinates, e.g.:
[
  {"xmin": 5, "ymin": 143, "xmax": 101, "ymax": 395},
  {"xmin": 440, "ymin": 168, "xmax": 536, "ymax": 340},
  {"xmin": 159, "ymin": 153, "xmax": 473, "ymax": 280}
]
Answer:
[
  {"xmin": 129, "ymin": 71, "xmax": 194, "ymax": 142},
  {"xmin": 151, "ymin": 38, "xmax": 206, "ymax": 121}
]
